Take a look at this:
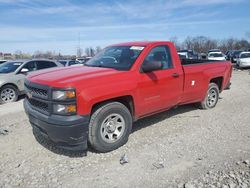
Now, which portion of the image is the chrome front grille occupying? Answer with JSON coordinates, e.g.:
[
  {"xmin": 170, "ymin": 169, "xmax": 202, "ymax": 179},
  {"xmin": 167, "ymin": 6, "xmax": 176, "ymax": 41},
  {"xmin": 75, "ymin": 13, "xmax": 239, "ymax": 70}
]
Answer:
[
  {"xmin": 24, "ymin": 80, "xmax": 51, "ymax": 115},
  {"xmin": 25, "ymin": 83, "xmax": 48, "ymax": 99},
  {"xmin": 27, "ymin": 98, "xmax": 49, "ymax": 114}
]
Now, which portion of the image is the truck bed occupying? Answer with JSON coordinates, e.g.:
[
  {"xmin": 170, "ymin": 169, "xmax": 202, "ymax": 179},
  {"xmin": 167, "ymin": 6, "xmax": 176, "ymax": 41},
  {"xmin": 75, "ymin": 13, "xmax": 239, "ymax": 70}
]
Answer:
[
  {"xmin": 180, "ymin": 60, "xmax": 232, "ymax": 105},
  {"xmin": 181, "ymin": 59, "xmax": 221, "ymax": 66}
]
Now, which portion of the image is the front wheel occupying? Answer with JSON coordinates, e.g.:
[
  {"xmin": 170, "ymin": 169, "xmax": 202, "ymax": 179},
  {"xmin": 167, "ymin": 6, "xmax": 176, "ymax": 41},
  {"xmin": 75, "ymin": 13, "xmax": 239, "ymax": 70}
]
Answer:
[
  {"xmin": 0, "ymin": 85, "xmax": 18, "ymax": 104},
  {"xmin": 198, "ymin": 83, "xmax": 219, "ymax": 110},
  {"xmin": 88, "ymin": 102, "xmax": 132, "ymax": 152}
]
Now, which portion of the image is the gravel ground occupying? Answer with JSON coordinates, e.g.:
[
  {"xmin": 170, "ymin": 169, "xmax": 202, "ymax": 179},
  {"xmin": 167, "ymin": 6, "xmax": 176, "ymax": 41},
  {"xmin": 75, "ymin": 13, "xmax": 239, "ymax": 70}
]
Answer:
[{"xmin": 0, "ymin": 69, "xmax": 250, "ymax": 188}]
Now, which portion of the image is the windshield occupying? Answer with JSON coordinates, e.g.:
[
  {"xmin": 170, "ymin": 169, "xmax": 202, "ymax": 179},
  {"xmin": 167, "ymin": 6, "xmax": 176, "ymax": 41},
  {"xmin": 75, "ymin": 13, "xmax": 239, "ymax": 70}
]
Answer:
[
  {"xmin": 240, "ymin": 53, "xmax": 250, "ymax": 58},
  {"xmin": 209, "ymin": 53, "xmax": 223, "ymax": 57},
  {"xmin": 0, "ymin": 61, "xmax": 23, "ymax": 73},
  {"xmin": 85, "ymin": 46, "xmax": 144, "ymax": 70},
  {"xmin": 208, "ymin": 49, "xmax": 221, "ymax": 53}
]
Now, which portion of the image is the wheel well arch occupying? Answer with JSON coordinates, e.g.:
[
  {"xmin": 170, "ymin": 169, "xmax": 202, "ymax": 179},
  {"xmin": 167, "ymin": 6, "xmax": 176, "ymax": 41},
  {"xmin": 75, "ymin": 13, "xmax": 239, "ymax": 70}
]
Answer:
[
  {"xmin": 91, "ymin": 95, "xmax": 135, "ymax": 119},
  {"xmin": 210, "ymin": 77, "xmax": 223, "ymax": 91},
  {"xmin": 0, "ymin": 83, "xmax": 19, "ymax": 92}
]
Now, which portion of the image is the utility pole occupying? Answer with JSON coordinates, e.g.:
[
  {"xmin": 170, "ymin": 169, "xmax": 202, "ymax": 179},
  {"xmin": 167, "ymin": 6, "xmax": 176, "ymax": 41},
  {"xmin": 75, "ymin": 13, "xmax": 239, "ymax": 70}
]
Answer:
[
  {"xmin": 77, "ymin": 32, "xmax": 83, "ymax": 57},
  {"xmin": 78, "ymin": 32, "xmax": 81, "ymax": 50}
]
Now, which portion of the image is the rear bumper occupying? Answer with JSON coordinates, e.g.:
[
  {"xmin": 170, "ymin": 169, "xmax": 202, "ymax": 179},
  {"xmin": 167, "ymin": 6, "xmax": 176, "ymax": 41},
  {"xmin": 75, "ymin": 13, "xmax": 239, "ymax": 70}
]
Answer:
[
  {"xmin": 239, "ymin": 63, "xmax": 250, "ymax": 68},
  {"xmin": 24, "ymin": 99, "xmax": 90, "ymax": 151}
]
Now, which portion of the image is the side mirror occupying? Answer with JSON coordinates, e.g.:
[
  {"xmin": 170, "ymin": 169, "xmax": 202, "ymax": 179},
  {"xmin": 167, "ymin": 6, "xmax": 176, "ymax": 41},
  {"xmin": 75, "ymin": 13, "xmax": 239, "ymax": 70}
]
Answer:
[
  {"xmin": 141, "ymin": 61, "xmax": 162, "ymax": 73},
  {"xmin": 20, "ymin": 68, "xmax": 29, "ymax": 74}
]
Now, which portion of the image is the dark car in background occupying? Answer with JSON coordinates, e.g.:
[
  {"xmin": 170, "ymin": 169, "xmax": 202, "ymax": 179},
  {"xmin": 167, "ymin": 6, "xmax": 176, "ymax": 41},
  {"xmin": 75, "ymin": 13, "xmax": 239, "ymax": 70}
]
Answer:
[
  {"xmin": 225, "ymin": 50, "xmax": 234, "ymax": 60},
  {"xmin": 231, "ymin": 50, "xmax": 244, "ymax": 63}
]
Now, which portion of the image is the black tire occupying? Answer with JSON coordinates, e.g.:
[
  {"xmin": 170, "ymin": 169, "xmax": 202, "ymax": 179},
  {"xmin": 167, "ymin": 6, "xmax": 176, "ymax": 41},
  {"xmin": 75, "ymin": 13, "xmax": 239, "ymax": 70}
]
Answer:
[
  {"xmin": 0, "ymin": 85, "xmax": 18, "ymax": 104},
  {"xmin": 88, "ymin": 102, "xmax": 132, "ymax": 152},
  {"xmin": 198, "ymin": 83, "xmax": 219, "ymax": 110},
  {"xmin": 236, "ymin": 63, "xmax": 241, "ymax": 69}
]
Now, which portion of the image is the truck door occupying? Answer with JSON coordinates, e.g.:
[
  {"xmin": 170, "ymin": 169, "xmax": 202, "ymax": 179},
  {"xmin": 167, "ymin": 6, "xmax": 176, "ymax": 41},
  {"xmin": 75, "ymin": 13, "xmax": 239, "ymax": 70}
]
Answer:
[{"xmin": 137, "ymin": 45, "xmax": 183, "ymax": 117}]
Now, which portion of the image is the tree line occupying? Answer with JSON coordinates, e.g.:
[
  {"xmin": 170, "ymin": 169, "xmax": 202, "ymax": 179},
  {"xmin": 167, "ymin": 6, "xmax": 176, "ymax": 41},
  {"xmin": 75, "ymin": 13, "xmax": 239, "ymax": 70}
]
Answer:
[
  {"xmin": 13, "ymin": 46, "xmax": 102, "ymax": 60},
  {"xmin": 11, "ymin": 35, "xmax": 250, "ymax": 60},
  {"xmin": 170, "ymin": 36, "xmax": 250, "ymax": 53}
]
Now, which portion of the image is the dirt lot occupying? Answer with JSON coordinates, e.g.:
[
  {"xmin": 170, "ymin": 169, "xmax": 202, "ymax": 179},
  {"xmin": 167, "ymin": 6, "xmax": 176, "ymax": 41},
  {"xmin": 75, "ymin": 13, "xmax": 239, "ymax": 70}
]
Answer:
[{"xmin": 0, "ymin": 70, "xmax": 250, "ymax": 188}]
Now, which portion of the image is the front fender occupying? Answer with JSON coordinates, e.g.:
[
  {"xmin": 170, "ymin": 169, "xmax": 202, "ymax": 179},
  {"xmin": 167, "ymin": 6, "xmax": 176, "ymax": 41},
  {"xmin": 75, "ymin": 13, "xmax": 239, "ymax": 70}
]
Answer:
[{"xmin": 77, "ymin": 81, "xmax": 137, "ymax": 115}]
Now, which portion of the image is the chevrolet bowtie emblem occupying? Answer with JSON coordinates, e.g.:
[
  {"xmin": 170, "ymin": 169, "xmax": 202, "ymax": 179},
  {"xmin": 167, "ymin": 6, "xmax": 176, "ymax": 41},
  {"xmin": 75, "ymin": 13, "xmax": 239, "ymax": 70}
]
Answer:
[{"xmin": 27, "ymin": 91, "xmax": 33, "ymax": 99}]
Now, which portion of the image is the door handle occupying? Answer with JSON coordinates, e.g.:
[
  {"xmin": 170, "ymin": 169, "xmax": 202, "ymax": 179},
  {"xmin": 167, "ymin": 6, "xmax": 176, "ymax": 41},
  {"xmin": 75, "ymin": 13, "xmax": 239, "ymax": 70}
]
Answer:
[{"xmin": 172, "ymin": 73, "xmax": 179, "ymax": 78}]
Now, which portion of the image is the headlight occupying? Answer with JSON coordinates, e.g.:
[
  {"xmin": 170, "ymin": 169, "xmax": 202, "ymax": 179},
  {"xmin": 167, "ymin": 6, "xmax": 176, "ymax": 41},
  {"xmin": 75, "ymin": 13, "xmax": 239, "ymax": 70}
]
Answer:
[
  {"xmin": 53, "ymin": 104, "xmax": 77, "ymax": 115},
  {"xmin": 52, "ymin": 90, "xmax": 76, "ymax": 100}
]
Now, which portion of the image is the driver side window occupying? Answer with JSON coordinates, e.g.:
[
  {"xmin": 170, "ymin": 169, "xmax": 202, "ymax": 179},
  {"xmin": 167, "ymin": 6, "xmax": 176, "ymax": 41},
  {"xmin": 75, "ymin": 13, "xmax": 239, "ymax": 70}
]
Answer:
[
  {"xmin": 22, "ymin": 61, "xmax": 37, "ymax": 72},
  {"xmin": 143, "ymin": 46, "xmax": 173, "ymax": 70}
]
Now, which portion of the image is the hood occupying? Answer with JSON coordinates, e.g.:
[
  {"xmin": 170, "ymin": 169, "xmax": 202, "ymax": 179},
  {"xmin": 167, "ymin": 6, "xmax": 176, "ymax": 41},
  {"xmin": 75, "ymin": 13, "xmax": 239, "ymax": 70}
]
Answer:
[
  {"xmin": 27, "ymin": 66, "xmax": 125, "ymax": 88},
  {"xmin": 0, "ymin": 72, "xmax": 15, "ymax": 79}
]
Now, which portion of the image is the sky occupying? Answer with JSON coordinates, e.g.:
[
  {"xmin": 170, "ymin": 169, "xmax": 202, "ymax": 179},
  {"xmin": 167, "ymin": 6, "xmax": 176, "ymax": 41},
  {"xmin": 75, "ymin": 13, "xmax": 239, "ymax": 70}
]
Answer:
[{"xmin": 0, "ymin": 0, "xmax": 250, "ymax": 55}]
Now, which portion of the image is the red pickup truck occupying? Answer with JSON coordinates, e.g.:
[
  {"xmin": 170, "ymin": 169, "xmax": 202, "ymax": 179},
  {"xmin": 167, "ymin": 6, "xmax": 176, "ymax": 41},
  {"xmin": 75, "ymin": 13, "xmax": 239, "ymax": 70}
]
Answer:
[{"xmin": 24, "ymin": 41, "xmax": 232, "ymax": 152}]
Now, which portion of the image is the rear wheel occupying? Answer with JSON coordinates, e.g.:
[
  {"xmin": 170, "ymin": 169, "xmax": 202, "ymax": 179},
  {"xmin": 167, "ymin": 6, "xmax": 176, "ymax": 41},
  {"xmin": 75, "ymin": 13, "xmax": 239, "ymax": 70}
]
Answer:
[
  {"xmin": 0, "ymin": 85, "xmax": 18, "ymax": 104},
  {"xmin": 198, "ymin": 83, "xmax": 219, "ymax": 110},
  {"xmin": 88, "ymin": 102, "xmax": 132, "ymax": 152}
]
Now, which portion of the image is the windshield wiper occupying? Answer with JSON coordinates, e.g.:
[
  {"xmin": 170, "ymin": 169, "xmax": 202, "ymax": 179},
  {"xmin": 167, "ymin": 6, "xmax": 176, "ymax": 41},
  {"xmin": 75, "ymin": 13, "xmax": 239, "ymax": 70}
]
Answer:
[{"xmin": 85, "ymin": 64, "xmax": 118, "ymax": 70}]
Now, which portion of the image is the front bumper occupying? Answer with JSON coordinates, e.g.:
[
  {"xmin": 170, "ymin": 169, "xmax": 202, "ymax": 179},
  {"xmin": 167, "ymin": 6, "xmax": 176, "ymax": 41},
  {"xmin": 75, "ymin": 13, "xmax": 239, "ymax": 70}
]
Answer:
[{"xmin": 24, "ymin": 99, "xmax": 90, "ymax": 151}]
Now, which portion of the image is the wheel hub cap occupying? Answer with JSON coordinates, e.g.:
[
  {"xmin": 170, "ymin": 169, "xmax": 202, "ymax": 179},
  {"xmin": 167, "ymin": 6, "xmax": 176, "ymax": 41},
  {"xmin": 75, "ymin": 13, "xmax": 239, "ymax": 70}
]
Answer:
[
  {"xmin": 100, "ymin": 113, "xmax": 125, "ymax": 143},
  {"xmin": 1, "ymin": 88, "xmax": 16, "ymax": 102},
  {"xmin": 207, "ymin": 89, "xmax": 217, "ymax": 107},
  {"xmin": 106, "ymin": 121, "xmax": 116, "ymax": 133}
]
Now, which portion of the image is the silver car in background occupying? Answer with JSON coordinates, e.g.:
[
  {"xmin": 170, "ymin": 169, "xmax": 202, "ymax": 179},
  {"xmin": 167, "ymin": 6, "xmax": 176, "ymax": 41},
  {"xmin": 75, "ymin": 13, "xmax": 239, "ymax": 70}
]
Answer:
[
  {"xmin": 236, "ymin": 52, "xmax": 250, "ymax": 68},
  {"xmin": 0, "ymin": 59, "xmax": 62, "ymax": 104}
]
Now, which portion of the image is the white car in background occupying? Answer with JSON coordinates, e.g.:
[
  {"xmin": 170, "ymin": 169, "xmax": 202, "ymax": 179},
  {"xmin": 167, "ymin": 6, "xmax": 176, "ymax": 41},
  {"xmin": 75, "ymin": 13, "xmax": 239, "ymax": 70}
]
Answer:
[
  {"xmin": 236, "ymin": 52, "xmax": 250, "ymax": 68},
  {"xmin": 207, "ymin": 52, "xmax": 226, "ymax": 61}
]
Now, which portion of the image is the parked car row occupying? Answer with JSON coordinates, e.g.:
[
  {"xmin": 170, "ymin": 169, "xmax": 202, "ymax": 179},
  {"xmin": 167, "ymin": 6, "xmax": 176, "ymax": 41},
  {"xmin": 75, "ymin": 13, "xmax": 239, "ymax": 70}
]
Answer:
[
  {"xmin": 178, "ymin": 49, "xmax": 250, "ymax": 67},
  {"xmin": 178, "ymin": 49, "xmax": 226, "ymax": 61}
]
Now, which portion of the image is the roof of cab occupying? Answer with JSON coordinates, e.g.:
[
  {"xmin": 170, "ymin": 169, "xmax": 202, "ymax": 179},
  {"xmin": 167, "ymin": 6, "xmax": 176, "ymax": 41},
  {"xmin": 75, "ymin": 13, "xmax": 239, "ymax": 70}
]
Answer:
[{"xmin": 109, "ymin": 41, "xmax": 172, "ymax": 47}]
